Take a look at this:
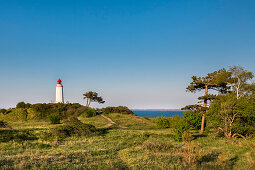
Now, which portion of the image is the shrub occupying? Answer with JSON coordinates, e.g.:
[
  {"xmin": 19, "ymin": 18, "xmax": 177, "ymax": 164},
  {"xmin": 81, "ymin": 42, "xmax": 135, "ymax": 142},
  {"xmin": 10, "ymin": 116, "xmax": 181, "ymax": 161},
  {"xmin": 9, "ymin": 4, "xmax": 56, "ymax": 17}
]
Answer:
[
  {"xmin": 48, "ymin": 113, "xmax": 61, "ymax": 124},
  {"xmin": 1, "ymin": 103, "xmax": 89, "ymax": 122},
  {"xmin": 182, "ymin": 131, "xmax": 194, "ymax": 142},
  {"xmin": 143, "ymin": 140, "xmax": 175, "ymax": 151},
  {"xmin": 0, "ymin": 121, "xmax": 9, "ymax": 128},
  {"xmin": 183, "ymin": 110, "xmax": 201, "ymax": 130},
  {"xmin": 37, "ymin": 143, "xmax": 51, "ymax": 149},
  {"xmin": 16, "ymin": 102, "xmax": 31, "ymax": 109},
  {"xmin": 16, "ymin": 102, "xmax": 26, "ymax": 108},
  {"xmin": 172, "ymin": 117, "xmax": 190, "ymax": 142},
  {"xmin": 0, "ymin": 109, "xmax": 7, "ymax": 114},
  {"xmin": 168, "ymin": 115, "xmax": 183, "ymax": 128},
  {"xmin": 0, "ymin": 108, "xmax": 28, "ymax": 122},
  {"xmin": 155, "ymin": 116, "xmax": 169, "ymax": 129},
  {"xmin": 51, "ymin": 117, "xmax": 97, "ymax": 139},
  {"xmin": 82, "ymin": 108, "xmax": 97, "ymax": 118},
  {"xmin": 207, "ymin": 93, "xmax": 255, "ymax": 138},
  {"xmin": 0, "ymin": 131, "xmax": 38, "ymax": 142},
  {"xmin": 101, "ymin": 106, "xmax": 134, "ymax": 115}
]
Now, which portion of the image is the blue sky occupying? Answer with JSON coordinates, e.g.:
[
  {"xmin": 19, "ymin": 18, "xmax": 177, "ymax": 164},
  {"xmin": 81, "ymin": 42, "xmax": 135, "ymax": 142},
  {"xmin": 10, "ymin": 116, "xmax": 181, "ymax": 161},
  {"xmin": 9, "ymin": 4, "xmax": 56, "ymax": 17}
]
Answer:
[{"xmin": 0, "ymin": 0, "xmax": 255, "ymax": 109}]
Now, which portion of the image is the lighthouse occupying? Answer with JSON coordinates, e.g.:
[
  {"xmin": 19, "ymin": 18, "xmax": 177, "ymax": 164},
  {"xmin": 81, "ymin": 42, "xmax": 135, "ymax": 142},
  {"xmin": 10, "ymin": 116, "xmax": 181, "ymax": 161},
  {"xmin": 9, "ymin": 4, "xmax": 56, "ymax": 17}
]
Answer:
[{"xmin": 56, "ymin": 78, "xmax": 64, "ymax": 103}]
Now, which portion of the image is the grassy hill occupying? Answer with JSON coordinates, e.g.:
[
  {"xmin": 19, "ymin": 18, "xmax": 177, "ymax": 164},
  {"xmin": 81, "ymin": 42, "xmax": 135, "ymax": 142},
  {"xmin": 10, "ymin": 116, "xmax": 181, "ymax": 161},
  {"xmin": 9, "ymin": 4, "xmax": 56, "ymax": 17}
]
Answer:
[{"xmin": 0, "ymin": 113, "xmax": 255, "ymax": 169}]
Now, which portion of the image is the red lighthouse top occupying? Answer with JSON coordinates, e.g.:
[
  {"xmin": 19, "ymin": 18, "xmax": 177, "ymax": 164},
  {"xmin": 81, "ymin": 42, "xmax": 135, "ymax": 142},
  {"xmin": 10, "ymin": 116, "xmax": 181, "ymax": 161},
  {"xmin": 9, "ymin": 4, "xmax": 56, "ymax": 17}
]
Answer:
[{"xmin": 57, "ymin": 78, "xmax": 62, "ymax": 83}]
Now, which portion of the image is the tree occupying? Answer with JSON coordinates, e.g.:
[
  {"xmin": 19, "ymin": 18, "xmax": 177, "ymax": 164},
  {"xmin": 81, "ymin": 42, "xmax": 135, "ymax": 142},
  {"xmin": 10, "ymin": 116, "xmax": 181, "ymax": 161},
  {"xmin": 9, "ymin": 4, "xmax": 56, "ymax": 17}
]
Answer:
[
  {"xmin": 16, "ymin": 102, "xmax": 31, "ymax": 109},
  {"xmin": 186, "ymin": 68, "xmax": 231, "ymax": 133},
  {"xmin": 83, "ymin": 91, "xmax": 105, "ymax": 107},
  {"xmin": 207, "ymin": 93, "xmax": 255, "ymax": 138},
  {"xmin": 16, "ymin": 102, "xmax": 26, "ymax": 108},
  {"xmin": 229, "ymin": 65, "xmax": 254, "ymax": 99}
]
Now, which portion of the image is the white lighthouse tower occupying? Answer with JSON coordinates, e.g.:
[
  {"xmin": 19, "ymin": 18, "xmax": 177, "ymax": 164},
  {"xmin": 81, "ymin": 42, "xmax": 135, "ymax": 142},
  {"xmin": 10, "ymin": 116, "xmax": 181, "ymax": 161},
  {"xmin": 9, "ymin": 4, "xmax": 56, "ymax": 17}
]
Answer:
[{"xmin": 56, "ymin": 78, "xmax": 64, "ymax": 103}]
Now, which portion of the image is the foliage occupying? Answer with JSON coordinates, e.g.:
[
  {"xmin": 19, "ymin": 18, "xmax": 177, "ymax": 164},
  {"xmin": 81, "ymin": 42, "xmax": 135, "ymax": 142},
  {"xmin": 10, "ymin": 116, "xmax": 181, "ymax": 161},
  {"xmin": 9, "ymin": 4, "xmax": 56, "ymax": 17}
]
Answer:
[
  {"xmin": 0, "ymin": 103, "xmax": 88, "ymax": 122},
  {"xmin": 183, "ymin": 111, "xmax": 201, "ymax": 130},
  {"xmin": 51, "ymin": 117, "xmax": 97, "ymax": 139},
  {"xmin": 48, "ymin": 113, "xmax": 61, "ymax": 124},
  {"xmin": 0, "ymin": 109, "xmax": 7, "ymax": 114},
  {"xmin": 182, "ymin": 131, "xmax": 194, "ymax": 142},
  {"xmin": 168, "ymin": 115, "xmax": 183, "ymax": 128},
  {"xmin": 229, "ymin": 65, "xmax": 254, "ymax": 98},
  {"xmin": 155, "ymin": 116, "xmax": 169, "ymax": 129},
  {"xmin": 101, "ymin": 106, "xmax": 134, "ymax": 115},
  {"xmin": 185, "ymin": 68, "xmax": 232, "ymax": 133},
  {"xmin": 0, "ymin": 121, "xmax": 9, "ymax": 128},
  {"xmin": 83, "ymin": 91, "xmax": 105, "ymax": 107},
  {"xmin": 207, "ymin": 93, "xmax": 255, "ymax": 138},
  {"xmin": 81, "ymin": 108, "xmax": 97, "ymax": 118},
  {"xmin": 186, "ymin": 68, "xmax": 231, "ymax": 96},
  {"xmin": 0, "ymin": 108, "xmax": 28, "ymax": 122},
  {"xmin": 172, "ymin": 117, "xmax": 190, "ymax": 142},
  {"xmin": 16, "ymin": 102, "xmax": 31, "ymax": 109},
  {"xmin": 0, "ymin": 130, "xmax": 37, "ymax": 142}
]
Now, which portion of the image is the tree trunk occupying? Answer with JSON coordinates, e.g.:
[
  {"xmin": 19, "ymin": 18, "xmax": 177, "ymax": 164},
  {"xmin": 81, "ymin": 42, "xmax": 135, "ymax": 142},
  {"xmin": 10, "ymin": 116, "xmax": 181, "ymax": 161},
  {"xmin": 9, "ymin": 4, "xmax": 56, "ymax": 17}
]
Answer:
[
  {"xmin": 200, "ymin": 114, "xmax": 205, "ymax": 133},
  {"xmin": 88, "ymin": 99, "xmax": 91, "ymax": 107},
  {"xmin": 86, "ymin": 98, "xmax": 89, "ymax": 107},
  {"xmin": 200, "ymin": 85, "xmax": 208, "ymax": 133}
]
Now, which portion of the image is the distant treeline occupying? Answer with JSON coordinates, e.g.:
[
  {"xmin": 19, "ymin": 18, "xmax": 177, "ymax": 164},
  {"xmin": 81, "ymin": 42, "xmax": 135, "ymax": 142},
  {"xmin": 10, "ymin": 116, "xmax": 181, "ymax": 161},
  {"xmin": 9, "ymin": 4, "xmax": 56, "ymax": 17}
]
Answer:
[{"xmin": 0, "ymin": 102, "xmax": 134, "ymax": 123}]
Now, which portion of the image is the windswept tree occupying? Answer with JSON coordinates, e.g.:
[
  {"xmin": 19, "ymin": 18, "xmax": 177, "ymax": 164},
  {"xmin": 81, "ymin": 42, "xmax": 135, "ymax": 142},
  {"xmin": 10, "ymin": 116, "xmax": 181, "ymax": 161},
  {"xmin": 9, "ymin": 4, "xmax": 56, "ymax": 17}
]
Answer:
[
  {"xmin": 229, "ymin": 65, "xmax": 254, "ymax": 99},
  {"xmin": 185, "ymin": 68, "xmax": 231, "ymax": 133},
  {"xmin": 83, "ymin": 91, "xmax": 105, "ymax": 107}
]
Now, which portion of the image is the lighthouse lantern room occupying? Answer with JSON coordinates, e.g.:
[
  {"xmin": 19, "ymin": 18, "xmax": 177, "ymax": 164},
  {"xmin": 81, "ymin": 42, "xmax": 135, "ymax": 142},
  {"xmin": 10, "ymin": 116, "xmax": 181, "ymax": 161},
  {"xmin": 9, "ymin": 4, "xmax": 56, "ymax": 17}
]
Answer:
[{"xmin": 56, "ymin": 78, "xmax": 64, "ymax": 103}]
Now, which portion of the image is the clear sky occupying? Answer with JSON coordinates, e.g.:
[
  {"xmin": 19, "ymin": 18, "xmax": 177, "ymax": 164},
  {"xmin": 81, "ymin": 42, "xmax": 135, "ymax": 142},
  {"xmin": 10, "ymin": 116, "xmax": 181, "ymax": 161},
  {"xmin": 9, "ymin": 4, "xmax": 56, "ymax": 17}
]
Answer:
[{"xmin": 0, "ymin": 0, "xmax": 255, "ymax": 109}]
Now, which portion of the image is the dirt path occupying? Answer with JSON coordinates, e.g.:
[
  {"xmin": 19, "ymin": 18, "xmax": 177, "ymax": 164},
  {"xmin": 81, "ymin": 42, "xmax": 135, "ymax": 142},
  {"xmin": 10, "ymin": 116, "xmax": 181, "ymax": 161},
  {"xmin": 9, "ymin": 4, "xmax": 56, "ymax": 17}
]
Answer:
[{"xmin": 100, "ymin": 114, "xmax": 127, "ymax": 128}]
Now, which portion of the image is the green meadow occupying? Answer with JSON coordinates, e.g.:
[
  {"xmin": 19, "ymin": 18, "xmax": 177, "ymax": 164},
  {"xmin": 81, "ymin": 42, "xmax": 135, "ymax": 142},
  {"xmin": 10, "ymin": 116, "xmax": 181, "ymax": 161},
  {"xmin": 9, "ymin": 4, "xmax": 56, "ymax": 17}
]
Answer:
[{"xmin": 1, "ymin": 113, "xmax": 254, "ymax": 169}]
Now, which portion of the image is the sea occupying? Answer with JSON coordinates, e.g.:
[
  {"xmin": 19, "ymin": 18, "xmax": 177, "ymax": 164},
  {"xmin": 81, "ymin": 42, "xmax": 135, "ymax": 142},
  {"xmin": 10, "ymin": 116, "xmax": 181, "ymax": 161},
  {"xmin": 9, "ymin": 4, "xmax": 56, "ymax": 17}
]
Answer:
[{"xmin": 132, "ymin": 110, "xmax": 184, "ymax": 117}]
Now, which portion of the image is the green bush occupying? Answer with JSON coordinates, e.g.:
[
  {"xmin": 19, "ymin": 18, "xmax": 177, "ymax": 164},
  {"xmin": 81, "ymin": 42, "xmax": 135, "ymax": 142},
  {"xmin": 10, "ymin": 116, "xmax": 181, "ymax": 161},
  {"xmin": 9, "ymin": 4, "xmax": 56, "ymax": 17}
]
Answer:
[
  {"xmin": 16, "ymin": 102, "xmax": 31, "ymax": 108},
  {"xmin": 82, "ymin": 108, "xmax": 97, "ymax": 118},
  {"xmin": 48, "ymin": 113, "xmax": 61, "ymax": 124},
  {"xmin": 0, "ymin": 109, "xmax": 7, "ymax": 114},
  {"xmin": 0, "ymin": 131, "xmax": 38, "ymax": 142},
  {"xmin": 183, "ymin": 110, "xmax": 201, "ymax": 130},
  {"xmin": 172, "ymin": 117, "xmax": 190, "ymax": 142},
  {"xmin": 101, "ymin": 106, "xmax": 134, "ymax": 115},
  {"xmin": 168, "ymin": 115, "xmax": 182, "ymax": 128},
  {"xmin": 0, "ymin": 103, "xmax": 89, "ymax": 122},
  {"xmin": 207, "ymin": 93, "xmax": 255, "ymax": 137},
  {"xmin": 37, "ymin": 143, "xmax": 51, "ymax": 149},
  {"xmin": 51, "ymin": 117, "xmax": 97, "ymax": 139},
  {"xmin": 0, "ymin": 121, "xmax": 9, "ymax": 128},
  {"xmin": 0, "ymin": 108, "xmax": 28, "ymax": 122},
  {"xmin": 155, "ymin": 116, "xmax": 169, "ymax": 129}
]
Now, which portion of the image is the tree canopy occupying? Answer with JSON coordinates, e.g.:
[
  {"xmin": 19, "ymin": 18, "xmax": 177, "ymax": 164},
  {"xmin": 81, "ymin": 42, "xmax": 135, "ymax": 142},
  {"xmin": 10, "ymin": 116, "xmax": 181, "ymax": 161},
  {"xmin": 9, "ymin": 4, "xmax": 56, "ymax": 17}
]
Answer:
[{"xmin": 83, "ymin": 91, "xmax": 105, "ymax": 107}]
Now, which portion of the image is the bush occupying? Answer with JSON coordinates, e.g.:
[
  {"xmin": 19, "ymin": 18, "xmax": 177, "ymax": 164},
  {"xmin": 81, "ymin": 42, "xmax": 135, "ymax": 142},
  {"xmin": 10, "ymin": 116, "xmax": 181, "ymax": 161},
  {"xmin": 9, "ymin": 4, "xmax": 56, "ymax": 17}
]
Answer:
[
  {"xmin": 101, "ymin": 106, "xmax": 134, "ymax": 115},
  {"xmin": 183, "ymin": 110, "xmax": 201, "ymax": 130},
  {"xmin": 82, "ymin": 108, "xmax": 97, "ymax": 118},
  {"xmin": 172, "ymin": 117, "xmax": 190, "ymax": 142},
  {"xmin": 16, "ymin": 102, "xmax": 31, "ymax": 109},
  {"xmin": 168, "ymin": 115, "xmax": 182, "ymax": 128},
  {"xmin": 51, "ymin": 117, "xmax": 97, "ymax": 139},
  {"xmin": 0, "ymin": 108, "xmax": 28, "ymax": 122},
  {"xmin": 48, "ymin": 113, "xmax": 61, "ymax": 124},
  {"xmin": 0, "ymin": 109, "xmax": 7, "ymax": 114},
  {"xmin": 155, "ymin": 116, "xmax": 169, "ymax": 129},
  {"xmin": 0, "ymin": 121, "xmax": 9, "ymax": 128},
  {"xmin": 0, "ymin": 131, "xmax": 38, "ymax": 142},
  {"xmin": 1, "ymin": 103, "xmax": 89, "ymax": 122}
]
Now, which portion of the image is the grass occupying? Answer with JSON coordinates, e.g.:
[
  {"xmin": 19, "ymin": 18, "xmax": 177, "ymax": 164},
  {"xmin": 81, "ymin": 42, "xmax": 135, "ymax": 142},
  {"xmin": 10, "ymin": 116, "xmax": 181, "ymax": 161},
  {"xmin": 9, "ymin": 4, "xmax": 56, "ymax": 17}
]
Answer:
[
  {"xmin": 0, "ymin": 113, "xmax": 255, "ymax": 169},
  {"xmin": 107, "ymin": 113, "xmax": 156, "ymax": 129}
]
